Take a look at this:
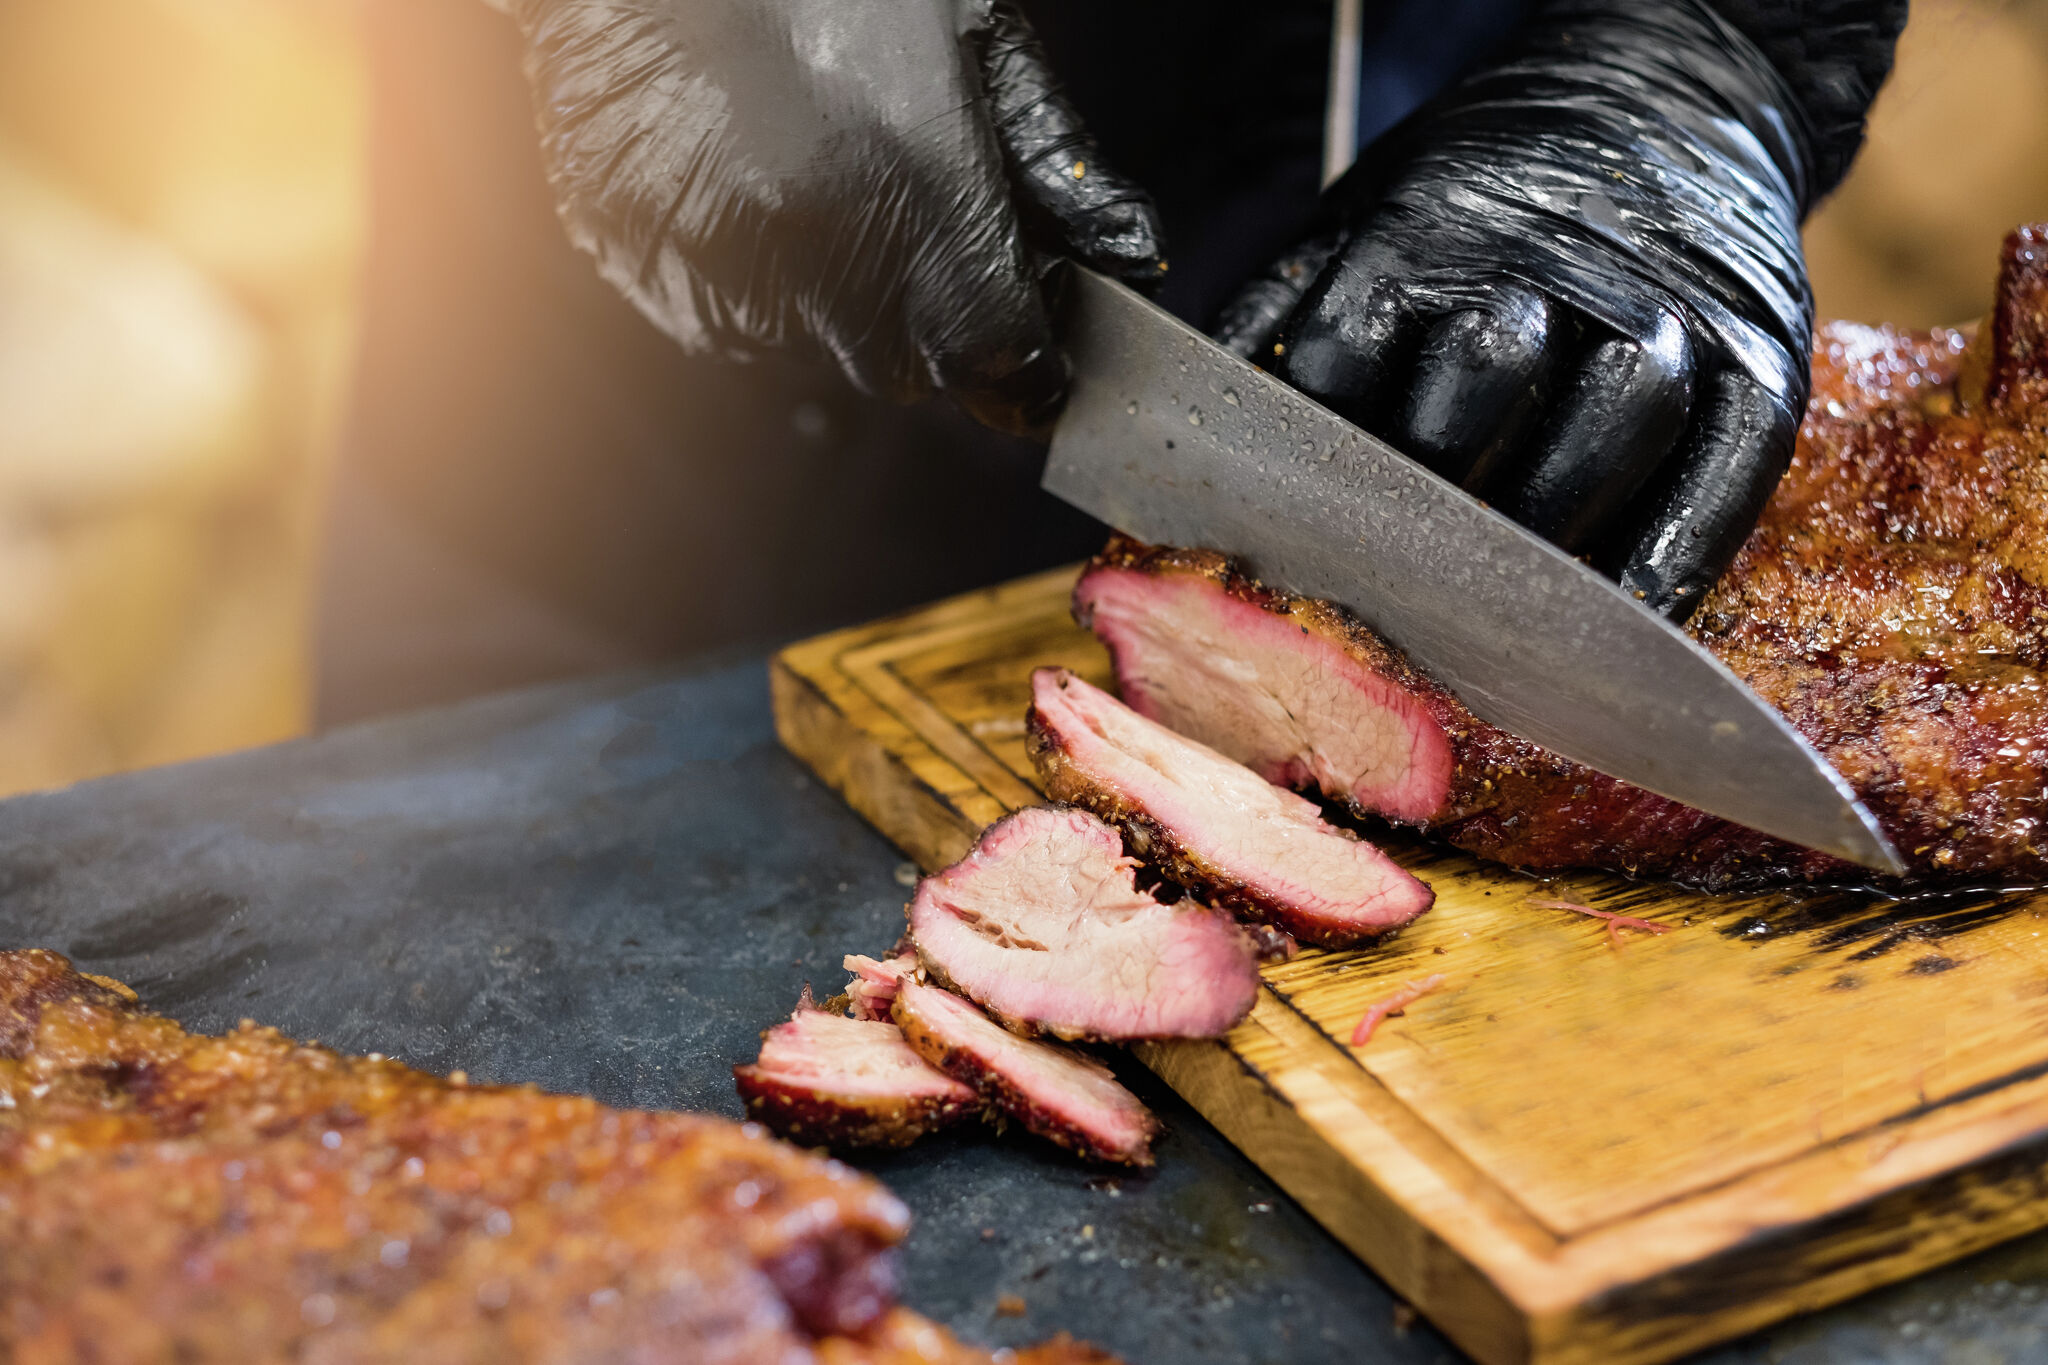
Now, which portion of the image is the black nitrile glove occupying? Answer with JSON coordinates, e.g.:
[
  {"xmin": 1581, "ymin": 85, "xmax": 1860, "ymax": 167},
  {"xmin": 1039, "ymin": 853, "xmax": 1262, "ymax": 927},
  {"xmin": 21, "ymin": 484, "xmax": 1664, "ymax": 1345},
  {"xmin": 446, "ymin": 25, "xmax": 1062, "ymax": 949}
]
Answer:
[
  {"xmin": 499, "ymin": 0, "xmax": 1165, "ymax": 436},
  {"xmin": 1215, "ymin": 0, "xmax": 1905, "ymax": 619}
]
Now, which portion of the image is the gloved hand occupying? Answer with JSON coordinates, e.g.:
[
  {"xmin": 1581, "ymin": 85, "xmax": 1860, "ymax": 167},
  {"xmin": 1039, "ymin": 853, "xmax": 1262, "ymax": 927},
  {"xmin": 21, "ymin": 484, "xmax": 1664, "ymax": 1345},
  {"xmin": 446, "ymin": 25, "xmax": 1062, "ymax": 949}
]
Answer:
[
  {"xmin": 1216, "ymin": 0, "xmax": 1902, "ymax": 619},
  {"xmin": 497, "ymin": 0, "xmax": 1165, "ymax": 436}
]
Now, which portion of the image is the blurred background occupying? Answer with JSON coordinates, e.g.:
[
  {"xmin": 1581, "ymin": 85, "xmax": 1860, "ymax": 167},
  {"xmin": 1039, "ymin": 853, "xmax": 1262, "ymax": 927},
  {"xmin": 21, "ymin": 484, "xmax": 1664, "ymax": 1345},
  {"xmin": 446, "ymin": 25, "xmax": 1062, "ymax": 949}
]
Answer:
[{"xmin": 0, "ymin": 0, "xmax": 2041, "ymax": 801}]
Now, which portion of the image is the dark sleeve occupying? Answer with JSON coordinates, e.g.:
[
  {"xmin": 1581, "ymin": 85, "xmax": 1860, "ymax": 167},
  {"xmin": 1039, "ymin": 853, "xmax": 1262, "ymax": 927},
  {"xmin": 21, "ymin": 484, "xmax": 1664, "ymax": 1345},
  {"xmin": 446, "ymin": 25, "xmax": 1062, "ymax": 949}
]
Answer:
[{"xmin": 1701, "ymin": 0, "xmax": 1909, "ymax": 203}]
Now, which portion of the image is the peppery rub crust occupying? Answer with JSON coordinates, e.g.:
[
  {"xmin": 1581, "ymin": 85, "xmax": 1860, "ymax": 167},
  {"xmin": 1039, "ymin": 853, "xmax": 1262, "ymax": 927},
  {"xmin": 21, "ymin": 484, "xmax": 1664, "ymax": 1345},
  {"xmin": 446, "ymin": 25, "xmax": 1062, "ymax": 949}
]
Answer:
[
  {"xmin": 732, "ymin": 1066, "xmax": 975, "ymax": 1151},
  {"xmin": 0, "ymin": 949, "xmax": 914, "ymax": 1358},
  {"xmin": 1, "ymin": 949, "xmax": 1126, "ymax": 1364},
  {"xmin": 890, "ymin": 983, "xmax": 1158, "ymax": 1169},
  {"xmin": 733, "ymin": 1004, "xmax": 978, "ymax": 1151}
]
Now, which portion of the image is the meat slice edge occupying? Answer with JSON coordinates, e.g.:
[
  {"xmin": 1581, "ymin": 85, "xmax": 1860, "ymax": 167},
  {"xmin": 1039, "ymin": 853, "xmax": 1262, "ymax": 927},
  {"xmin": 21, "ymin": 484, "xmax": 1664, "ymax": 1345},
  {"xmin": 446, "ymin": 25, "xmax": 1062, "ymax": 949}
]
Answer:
[
  {"xmin": 1026, "ymin": 666, "xmax": 1434, "ymax": 946},
  {"xmin": 907, "ymin": 806, "xmax": 1261, "ymax": 1042},
  {"xmin": 1074, "ymin": 543, "xmax": 1458, "ymax": 824},
  {"xmin": 733, "ymin": 1002, "xmax": 978, "ymax": 1150},
  {"xmin": 1072, "ymin": 537, "xmax": 1808, "ymax": 885},
  {"xmin": 844, "ymin": 948, "xmax": 919, "ymax": 1022},
  {"xmin": 892, "ymin": 980, "xmax": 1159, "ymax": 1168}
]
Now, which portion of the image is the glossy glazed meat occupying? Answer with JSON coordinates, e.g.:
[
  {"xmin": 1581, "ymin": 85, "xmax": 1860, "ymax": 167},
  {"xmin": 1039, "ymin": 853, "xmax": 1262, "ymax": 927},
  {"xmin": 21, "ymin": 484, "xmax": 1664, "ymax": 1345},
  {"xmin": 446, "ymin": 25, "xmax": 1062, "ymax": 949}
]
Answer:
[
  {"xmin": 891, "ymin": 980, "xmax": 1158, "ymax": 1168},
  {"xmin": 734, "ymin": 998, "xmax": 977, "ymax": 1150},
  {"xmin": 907, "ymin": 806, "xmax": 1262, "ymax": 1039},
  {"xmin": 0, "ymin": 950, "xmax": 1114, "ymax": 1364},
  {"xmin": 1027, "ymin": 667, "xmax": 1433, "ymax": 945},
  {"xmin": 1077, "ymin": 225, "xmax": 2048, "ymax": 889}
]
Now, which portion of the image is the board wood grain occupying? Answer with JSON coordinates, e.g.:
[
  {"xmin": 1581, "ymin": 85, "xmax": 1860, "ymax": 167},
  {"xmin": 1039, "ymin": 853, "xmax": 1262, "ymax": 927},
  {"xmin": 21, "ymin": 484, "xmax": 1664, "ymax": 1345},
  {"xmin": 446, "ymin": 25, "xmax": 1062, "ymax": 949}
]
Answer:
[{"xmin": 770, "ymin": 562, "xmax": 2048, "ymax": 1365}]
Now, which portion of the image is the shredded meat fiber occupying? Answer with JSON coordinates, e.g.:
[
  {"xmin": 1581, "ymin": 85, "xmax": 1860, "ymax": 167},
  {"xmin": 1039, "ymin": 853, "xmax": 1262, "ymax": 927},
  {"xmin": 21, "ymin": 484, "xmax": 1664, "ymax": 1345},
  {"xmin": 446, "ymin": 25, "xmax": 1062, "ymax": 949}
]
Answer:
[{"xmin": 1076, "ymin": 224, "xmax": 2048, "ymax": 890}]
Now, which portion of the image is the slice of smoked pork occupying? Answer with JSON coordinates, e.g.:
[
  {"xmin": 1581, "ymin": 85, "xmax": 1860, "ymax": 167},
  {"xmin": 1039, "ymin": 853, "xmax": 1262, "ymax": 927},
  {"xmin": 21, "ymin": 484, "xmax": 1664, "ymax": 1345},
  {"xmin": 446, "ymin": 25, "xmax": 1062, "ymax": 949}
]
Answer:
[
  {"xmin": 1026, "ymin": 667, "xmax": 1433, "ymax": 946},
  {"xmin": 892, "ymin": 980, "xmax": 1159, "ymax": 1168},
  {"xmin": 1074, "ymin": 225, "xmax": 2048, "ymax": 890},
  {"xmin": 907, "ymin": 806, "xmax": 1261, "ymax": 1040},
  {"xmin": 844, "ymin": 949, "xmax": 919, "ymax": 1021},
  {"xmin": 734, "ymin": 1001, "xmax": 977, "ymax": 1150},
  {"xmin": 1076, "ymin": 543, "xmax": 1459, "ymax": 826}
]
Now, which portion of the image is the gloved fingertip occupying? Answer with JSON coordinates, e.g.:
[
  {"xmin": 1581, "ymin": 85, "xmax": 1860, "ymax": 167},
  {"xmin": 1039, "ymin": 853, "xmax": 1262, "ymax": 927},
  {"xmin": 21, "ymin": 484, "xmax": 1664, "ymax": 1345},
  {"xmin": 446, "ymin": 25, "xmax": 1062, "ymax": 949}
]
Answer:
[
  {"xmin": 1615, "ymin": 561, "xmax": 1709, "ymax": 621},
  {"xmin": 1278, "ymin": 284, "xmax": 1411, "ymax": 428},
  {"xmin": 1065, "ymin": 198, "xmax": 1168, "ymax": 294},
  {"xmin": 954, "ymin": 344, "xmax": 1072, "ymax": 438},
  {"xmin": 1399, "ymin": 291, "xmax": 1554, "ymax": 487},
  {"xmin": 1500, "ymin": 325, "xmax": 1694, "ymax": 551},
  {"xmin": 1604, "ymin": 367, "xmax": 1800, "ymax": 622}
]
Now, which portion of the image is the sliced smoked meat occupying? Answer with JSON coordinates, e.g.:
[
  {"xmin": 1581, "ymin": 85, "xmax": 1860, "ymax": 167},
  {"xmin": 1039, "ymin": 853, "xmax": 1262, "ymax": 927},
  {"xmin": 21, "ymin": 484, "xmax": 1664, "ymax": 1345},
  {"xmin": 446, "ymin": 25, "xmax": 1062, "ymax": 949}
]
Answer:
[
  {"xmin": 907, "ymin": 806, "xmax": 1261, "ymax": 1041},
  {"xmin": 1027, "ymin": 666, "xmax": 1432, "ymax": 946},
  {"xmin": 1076, "ymin": 543, "xmax": 1458, "ymax": 827},
  {"xmin": 1072, "ymin": 224, "xmax": 2048, "ymax": 889},
  {"xmin": 734, "ymin": 1001, "xmax": 977, "ymax": 1150},
  {"xmin": 892, "ymin": 979, "xmax": 1159, "ymax": 1168}
]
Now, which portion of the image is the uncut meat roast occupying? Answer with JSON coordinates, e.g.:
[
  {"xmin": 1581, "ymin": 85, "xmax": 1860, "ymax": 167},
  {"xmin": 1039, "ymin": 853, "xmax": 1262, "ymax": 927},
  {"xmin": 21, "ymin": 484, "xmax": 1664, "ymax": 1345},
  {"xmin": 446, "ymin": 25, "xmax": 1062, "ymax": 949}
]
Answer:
[{"xmin": 1077, "ymin": 225, "xmax": 2048, "ymax": 891}]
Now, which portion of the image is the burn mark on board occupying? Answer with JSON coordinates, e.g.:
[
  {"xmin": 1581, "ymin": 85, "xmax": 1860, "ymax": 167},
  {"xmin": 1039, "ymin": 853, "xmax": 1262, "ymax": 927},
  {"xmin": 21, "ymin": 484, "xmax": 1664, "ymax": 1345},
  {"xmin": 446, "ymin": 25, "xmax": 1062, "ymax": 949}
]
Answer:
[
  {"xmin": 1712, "ymin": 882, "xmax": 2043, "ymax": 961},
  {"xmin": 1588, "ymin": 1131, "xmax": 2048, "ymax": 1330}
]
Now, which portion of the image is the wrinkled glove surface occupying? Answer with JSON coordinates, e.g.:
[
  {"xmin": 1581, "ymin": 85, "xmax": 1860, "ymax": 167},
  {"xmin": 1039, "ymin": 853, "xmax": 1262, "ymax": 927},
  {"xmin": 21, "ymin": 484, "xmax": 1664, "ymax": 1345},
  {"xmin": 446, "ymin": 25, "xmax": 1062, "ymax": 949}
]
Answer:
[
  {"xmin": 1218, "ymin": 0, "xmax": 1902, "ymax": 619},
  {"xmin": 502, "ymin": 0, "xmax": 1163, "ymax": 436}
]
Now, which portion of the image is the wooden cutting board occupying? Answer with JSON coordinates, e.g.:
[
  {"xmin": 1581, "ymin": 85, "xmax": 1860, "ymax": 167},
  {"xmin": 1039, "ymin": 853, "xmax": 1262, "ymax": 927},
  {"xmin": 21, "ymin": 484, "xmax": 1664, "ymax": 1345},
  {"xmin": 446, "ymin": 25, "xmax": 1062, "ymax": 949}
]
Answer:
[{"xmin": 770, "ymin": 562, "xmax": 2048, "ymax": 1365}]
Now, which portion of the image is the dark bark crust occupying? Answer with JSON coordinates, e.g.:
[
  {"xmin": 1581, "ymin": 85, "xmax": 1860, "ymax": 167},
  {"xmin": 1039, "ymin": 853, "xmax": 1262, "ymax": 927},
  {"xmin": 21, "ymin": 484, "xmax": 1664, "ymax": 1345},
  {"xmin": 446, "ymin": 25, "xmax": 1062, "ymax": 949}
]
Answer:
[
  {"xmin": 1026, "ymin": 709, "xmax": 1414, "ymax": 950},
  {"xmin": 891, "ymin": 991, "xmax": 1157, "ymax": 1168},
  {"xmin": 732, "ymin": 1065, "xmax": 976, "ymax": 1151}
]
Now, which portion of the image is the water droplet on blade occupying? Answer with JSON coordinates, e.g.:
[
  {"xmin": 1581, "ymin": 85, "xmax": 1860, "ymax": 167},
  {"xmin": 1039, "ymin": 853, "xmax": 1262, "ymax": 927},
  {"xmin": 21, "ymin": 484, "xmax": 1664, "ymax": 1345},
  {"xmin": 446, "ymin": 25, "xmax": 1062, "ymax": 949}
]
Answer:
[
  {"xmin": 1222, "ymin": 388, "xmax": 1240, "ymax": 406},
  {"xmin": 1187, "ymin": 408, "xmax": 1203, "ymax": 426}
]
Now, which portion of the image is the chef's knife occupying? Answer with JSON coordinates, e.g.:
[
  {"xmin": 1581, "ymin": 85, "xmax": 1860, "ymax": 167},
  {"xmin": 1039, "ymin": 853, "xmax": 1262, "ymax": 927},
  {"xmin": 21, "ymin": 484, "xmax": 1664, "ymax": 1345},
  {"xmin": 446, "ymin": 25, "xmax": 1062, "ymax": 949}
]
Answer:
[{"xmin": 1043, "ymin": 266, "xmax": 1905, "ymax": 873}]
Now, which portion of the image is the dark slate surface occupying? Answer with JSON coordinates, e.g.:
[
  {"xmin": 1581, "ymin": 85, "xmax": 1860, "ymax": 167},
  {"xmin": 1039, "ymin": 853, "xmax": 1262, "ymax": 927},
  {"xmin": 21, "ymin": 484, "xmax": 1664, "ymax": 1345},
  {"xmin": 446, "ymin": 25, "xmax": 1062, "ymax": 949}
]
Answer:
[{"xmin": 1, "ymin": 659, "xmax": 2045, "ymax": 1364}]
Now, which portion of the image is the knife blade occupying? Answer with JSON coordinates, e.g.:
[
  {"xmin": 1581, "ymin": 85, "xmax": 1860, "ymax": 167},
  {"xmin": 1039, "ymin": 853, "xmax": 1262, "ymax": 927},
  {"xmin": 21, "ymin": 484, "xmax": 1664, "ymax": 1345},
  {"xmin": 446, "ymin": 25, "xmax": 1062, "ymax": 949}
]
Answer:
[{"xmin": 1043, "ymin": 266, "xmax": 1904, "ymax": 874}]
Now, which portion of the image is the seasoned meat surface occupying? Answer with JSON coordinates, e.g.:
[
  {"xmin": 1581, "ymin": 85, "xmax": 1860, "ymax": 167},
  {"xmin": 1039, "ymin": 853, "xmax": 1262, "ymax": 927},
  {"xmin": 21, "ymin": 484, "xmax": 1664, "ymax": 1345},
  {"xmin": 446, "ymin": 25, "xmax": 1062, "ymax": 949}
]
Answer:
[
  {"xmin": 892, "ymin": 980, "xmax": 1158, "ymax": 1168},
  {"xmin": 816, "ymin": 1309, "xmax": 1121, "ymax": 1365},
  {"xmin": 1028, "ymin": 667, "xmax": 1432, "ymax": 945},
  {"xmin": 908, "ymin": 807, "xmax": 1261, "ymax": 1040},
  {"xmin": 1079, "ymin": 226, "xmax": 2048, "ymax": 889},
  {"xmin": 734, "ymin": 1000, "xmax": 978, "ymax": 1150},
  {"xmin": 0, "ymin": 950, "xmax": 1112, "ymax": 1364}
]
